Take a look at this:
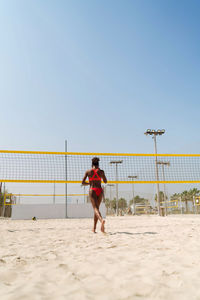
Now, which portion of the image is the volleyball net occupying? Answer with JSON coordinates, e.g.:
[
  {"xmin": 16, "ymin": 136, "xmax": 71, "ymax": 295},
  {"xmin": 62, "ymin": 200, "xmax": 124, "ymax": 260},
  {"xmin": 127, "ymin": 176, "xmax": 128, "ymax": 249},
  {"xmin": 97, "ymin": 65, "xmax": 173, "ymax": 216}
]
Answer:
[{"xmin": 0, "ymin": 150, "xmax": 200, "ymax": 184}]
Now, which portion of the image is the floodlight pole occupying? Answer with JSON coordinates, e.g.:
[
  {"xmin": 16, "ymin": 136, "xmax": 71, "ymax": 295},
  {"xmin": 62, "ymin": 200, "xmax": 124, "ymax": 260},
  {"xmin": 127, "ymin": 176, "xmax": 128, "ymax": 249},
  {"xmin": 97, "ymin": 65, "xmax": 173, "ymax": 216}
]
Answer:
[
  {"xmin": 2, "ymin": 183, "xmax": 5, "ymax": 217},
  {"xmin": 116, "ymin": 164, "xmax": 119, "ymax": 215},
  {"xmin": 107, "ymin": 184, "xmax": 114, "ymax": 201},
  {"xmin": 53, "ymin": 182, "xmax": 56, "ymax": 204},
  {"xmin": 132, "ymin": 183, "xmax": 135, "ymax": 214},
  {"xmin": 110, "ymin": 161, "xmax": 123, "ymax": 216},
  {"xmin": 65, "ymin": 140, "xmax": 68, "ymax": 218},
  {"xmin": 107, "ymin": 184, "xmax": 114, "ymax": 213},
  {"xmin": 161, "ymin": 164, "xmax": 167, "ymax": 216},
  {"xmin": 128, "ymin": 176, "xmax": 138, "ymax": 215},
  {"xmin": 109, "ymin": 185, "xmax": 111, "ymax": 201},
  {"xmin": 157, "ymin": 161, "xmax": 170, "ymax": 216},
  {"xmin": 153, "ymin": 135, "xmax": 161, "ymax": 215},
  {"xmin": 180, "ymin": 196, "xmax": 183, "ymax": 214},
  {"xmin": 145, "ymin": 129, "xmax": 165, "ymax": 216},
  {"xmin": 84, "ymin": 186, "xmax": 86, "ymax": 203}
]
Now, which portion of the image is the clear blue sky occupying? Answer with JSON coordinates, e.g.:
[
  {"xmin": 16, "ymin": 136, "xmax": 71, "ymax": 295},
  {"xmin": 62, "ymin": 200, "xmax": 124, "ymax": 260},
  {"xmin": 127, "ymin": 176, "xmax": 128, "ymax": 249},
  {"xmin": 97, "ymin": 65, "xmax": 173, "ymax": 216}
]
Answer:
[{"xmin": 1, "ymin": 0, "xmax": 200, "ymax": 154}]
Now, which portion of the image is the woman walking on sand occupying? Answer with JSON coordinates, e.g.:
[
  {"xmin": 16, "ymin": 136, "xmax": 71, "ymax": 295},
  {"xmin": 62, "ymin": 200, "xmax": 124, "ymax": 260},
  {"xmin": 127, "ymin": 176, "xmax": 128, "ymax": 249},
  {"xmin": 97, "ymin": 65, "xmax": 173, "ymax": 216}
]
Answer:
[{"xmin": 82, "ymin": 157, "xmax": 107, "ymax": 233}]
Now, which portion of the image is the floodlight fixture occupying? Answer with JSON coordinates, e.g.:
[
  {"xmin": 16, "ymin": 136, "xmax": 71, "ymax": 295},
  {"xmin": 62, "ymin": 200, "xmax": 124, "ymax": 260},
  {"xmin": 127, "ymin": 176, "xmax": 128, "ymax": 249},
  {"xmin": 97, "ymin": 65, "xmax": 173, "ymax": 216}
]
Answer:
[
  {"xmin": 128, "ymin": 175, "xmax": 138, "ymax": 179},
  {"xmin": 110, "ymin": 160, "xmax": 123, "ymax": 164},
  {"xmin": 144, "ymin": 129, "xmax": 165, "ymax": 136},
  {"xmin": 157, "ymin": 161, "xmax": 170, "ymax": 166}
]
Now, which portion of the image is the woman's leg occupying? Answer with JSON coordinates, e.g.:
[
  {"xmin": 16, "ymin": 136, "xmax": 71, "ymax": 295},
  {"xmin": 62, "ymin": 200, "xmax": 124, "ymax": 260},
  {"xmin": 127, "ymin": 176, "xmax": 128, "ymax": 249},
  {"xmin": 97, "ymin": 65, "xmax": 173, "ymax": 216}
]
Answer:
[
  {"xmin": 97, "ymin": 192, "xmax": 105, "ymax": 233},
  {"xmin": 93, "ymin": 193, "xmax": 104, "ymax": 232},
  {"xmin": 93, "ymin": 214, "xmax": 98, "ymax": 233},
  {"xmin": 89, "ymin": 190, "xmax": 104, "ymax": 225}
]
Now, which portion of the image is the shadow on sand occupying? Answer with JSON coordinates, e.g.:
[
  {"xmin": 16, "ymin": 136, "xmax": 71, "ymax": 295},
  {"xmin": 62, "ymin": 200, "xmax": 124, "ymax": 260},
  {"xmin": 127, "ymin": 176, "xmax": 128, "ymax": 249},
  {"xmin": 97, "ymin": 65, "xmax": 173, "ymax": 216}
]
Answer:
[{"xmin": 108, "ymin": 231, "xmax": 158, "ymax": 236}]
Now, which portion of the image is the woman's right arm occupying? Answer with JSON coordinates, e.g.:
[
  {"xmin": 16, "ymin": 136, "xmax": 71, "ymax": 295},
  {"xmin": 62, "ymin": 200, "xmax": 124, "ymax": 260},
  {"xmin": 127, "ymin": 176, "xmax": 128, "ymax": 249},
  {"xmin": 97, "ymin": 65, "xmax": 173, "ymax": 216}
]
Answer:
[{"xmin": 82, "ymin": 171, "xmax": 90, "ymax": 186}]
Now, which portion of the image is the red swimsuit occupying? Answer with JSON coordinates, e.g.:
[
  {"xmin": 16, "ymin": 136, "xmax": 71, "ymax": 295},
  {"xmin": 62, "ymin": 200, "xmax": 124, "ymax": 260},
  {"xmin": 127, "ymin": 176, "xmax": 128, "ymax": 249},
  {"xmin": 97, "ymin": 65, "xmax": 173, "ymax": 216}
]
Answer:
[{"xmin": 89, "ymin": 168, "xmax": 103, "ymax": 196}]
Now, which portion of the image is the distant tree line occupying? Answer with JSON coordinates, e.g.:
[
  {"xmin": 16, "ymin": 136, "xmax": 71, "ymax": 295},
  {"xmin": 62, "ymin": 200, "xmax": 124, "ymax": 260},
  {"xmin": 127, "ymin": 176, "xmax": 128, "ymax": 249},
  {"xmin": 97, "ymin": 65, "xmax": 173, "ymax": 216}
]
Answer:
[
  {"xmin": 171, "ymin": 188, "xmax": 199, "ymax": 213},
  {"xmin": 104, "ymin": 195, "xmax": 150, "ymax": 215},
  {"xmin": 155, "ymin": 188, "xmax": 200, "ymax": 213}
]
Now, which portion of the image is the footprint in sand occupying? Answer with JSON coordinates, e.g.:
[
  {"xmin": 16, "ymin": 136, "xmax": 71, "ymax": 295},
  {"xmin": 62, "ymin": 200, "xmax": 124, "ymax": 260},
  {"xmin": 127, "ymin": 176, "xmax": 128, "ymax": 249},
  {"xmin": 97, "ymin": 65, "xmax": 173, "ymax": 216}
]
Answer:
[{"xmin": 0, "ymin": 259, "xmax": 6, "ymax": 264}]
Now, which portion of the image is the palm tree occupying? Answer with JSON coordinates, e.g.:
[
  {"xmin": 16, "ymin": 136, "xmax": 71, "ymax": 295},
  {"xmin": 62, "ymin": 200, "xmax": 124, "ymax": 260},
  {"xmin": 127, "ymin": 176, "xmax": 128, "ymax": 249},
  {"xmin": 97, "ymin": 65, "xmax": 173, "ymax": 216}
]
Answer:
[
  {"xmin": 129, "ymin": 195, "xmax": 150, "ymax": 214},
  {"xmin": 155, "ymin": 191, "xmax": 166, "ymax": 205},
  {"xmin": 130, "ymin": 195, "xmax": 149, "ymax": 206},
  {"xmin": 170, "ymin": 189, "xmax": 197, "ymax": 214},
  {"xmin": 181, "ymin": 191, "xmax": 190, "ymax": 213},
  {"xmin": 188, "ymin": 188, "xmax": 200, "ymax": 213}
]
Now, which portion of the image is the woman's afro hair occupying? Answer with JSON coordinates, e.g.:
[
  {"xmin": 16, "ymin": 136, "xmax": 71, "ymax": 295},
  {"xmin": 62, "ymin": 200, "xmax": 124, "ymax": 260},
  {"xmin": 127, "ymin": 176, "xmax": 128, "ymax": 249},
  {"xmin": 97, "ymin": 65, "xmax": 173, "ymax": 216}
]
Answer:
[{"xmin": 92, "ymin": 157, "xmax": 100, "ymax": 166}]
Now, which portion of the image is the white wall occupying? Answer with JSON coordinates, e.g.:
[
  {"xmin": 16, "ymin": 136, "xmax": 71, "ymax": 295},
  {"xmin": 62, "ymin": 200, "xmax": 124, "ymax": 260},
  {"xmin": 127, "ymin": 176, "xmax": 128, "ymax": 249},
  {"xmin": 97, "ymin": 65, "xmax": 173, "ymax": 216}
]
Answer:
[{"xmin": 11, "ymin": 203, "xmax": 106, "ymax": 220}]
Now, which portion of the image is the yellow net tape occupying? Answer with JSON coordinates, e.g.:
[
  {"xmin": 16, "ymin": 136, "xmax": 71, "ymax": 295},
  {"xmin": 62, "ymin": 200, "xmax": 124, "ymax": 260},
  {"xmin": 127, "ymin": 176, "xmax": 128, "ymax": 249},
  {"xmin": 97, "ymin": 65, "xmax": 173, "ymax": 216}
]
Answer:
[
  {"xmin": 12, "ymin": 194, "xmax": 87, "ymax": 197},
  {"xmin": 160, "ymin": 200, "xmax": 178, "ymax": 208},
  {"xmin": 0, "ymin": 149, "xmax": 200, "ymax": 184}
]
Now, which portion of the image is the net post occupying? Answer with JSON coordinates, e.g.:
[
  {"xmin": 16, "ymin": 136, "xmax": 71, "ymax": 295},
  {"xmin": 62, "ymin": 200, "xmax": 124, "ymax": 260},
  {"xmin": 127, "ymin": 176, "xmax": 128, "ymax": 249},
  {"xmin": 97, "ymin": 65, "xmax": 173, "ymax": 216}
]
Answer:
[{"xmin": 65, "ymin": 140, "xmax": 68, "ymax": 218}]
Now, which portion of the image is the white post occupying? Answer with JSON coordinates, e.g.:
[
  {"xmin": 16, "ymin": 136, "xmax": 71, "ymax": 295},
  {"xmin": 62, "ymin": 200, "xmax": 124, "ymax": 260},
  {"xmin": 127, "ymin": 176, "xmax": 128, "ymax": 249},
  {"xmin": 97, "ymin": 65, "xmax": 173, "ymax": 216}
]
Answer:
[
  {"xmin": 116, "ymin": 164, "xmax": 119, "ymax": 216},
  {"xmin": 110, "ymin": 161, "xmax": 122, "ymax": 216},
  {"xmin": 180, "ymin": 196, "xmax": 183, "ymax": 214},
  {"xmin": 2, "ymin": 183, "xmax": 5, "ymax": 217},
  {"xmin": 65, "ymin": 140, "xmax": 68, "ymax": 218},
  {"xmin": 108, "ymin": 185, "xmax": 113, "ymax": 214},
  {"xmin": 193, "ymin": 196, "xmax": 197, "ymax": 214},
  {"xmin": 132, "ymin": 182, "xmax": 135, "ymax": 215},
  {"xmin": 53, "ymin": 182, "xmax": 56, "ymax": 204},
  {"xmin": 153, "ymin": 135, "xmax": 160, "ymax": 216},
  {"xmin": 162, "ymin": 164, "xmax": 167, "ymax": 216},
  {"xmin": 84, "ymin": 186, "xmax": 86, "ymax": 203}
]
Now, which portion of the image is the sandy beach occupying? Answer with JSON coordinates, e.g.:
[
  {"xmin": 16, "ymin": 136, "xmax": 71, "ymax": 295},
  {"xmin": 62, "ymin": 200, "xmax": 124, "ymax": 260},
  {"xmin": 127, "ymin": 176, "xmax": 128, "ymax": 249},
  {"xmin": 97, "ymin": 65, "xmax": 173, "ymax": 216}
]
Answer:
[{"xmin": 0, "ymin": 215, "xmax": 200, "ymax": 300}]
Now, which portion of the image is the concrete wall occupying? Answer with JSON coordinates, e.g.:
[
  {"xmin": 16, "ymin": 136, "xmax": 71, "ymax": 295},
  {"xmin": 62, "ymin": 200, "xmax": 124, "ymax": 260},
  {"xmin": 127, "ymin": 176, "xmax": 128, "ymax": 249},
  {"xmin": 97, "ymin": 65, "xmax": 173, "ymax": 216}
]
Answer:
[{"xmin": 11, "ymin": 203, "xmax": 106, "ymax": 220}]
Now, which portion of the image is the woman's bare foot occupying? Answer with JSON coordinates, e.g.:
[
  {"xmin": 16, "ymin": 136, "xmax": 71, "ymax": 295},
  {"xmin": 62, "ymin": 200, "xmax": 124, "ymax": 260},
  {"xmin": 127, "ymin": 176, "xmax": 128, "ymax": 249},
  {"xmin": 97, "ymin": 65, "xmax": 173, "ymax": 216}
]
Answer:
[
  {"xmin": 101, "ymin": 220, "xmax": 105, "ymax": 233},
  {"xmin": 92, "ymin": 228, "xmax": 97, "ymax": 233}
]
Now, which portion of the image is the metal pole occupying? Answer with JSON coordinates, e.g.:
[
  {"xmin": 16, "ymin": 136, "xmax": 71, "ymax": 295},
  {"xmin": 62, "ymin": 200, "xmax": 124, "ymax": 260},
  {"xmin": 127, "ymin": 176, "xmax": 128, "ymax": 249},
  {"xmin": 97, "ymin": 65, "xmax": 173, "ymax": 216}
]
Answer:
[
  {"xmin": 162, "ymin": 165, "xmax": 167, "ymax": 216},
  {"xmin": 193, "ymin": 196, "xmax": 197, "ymax": 214},
  {"xmin": 193, "ymin": 196, "xmax": 196, "ymax": 214},
  {"xmin": 107, "ymin": 185, "xmax": 114, "ymax": 213},
  {"xmin": 180, "ymin": 196, "xmax": 183, "ymax": 214},
  {"xmin": 132, "ymin": 181, "xmax": 135, "ymax": 215},
  {"xmin": 53, "ymin": 182, "xmax": 55, "ymax": 204},
  {"xmin": 84, "ymin": 186, "xmax": 86, "ymax": 203},
  {"xmin": 0, "ymin": 182, "xmax": 2, "ymax": 217},
  {"xmin": 2, "ymin": 183, "xmax": 5, "ymax": 217},
  {"xmin": 153, "ymin": 135, "xmax": 161, "ymax": 216},
  {"xmin": 109, "ymin": 186, "xmax": 111, "ymax": 214},
  {"xmin": 116, "ymin": 164, "xmax": 119, "ymax": 216},
  {"xmin": 65, "ymin": 140, "xmax": 68, "ymax": 218}
]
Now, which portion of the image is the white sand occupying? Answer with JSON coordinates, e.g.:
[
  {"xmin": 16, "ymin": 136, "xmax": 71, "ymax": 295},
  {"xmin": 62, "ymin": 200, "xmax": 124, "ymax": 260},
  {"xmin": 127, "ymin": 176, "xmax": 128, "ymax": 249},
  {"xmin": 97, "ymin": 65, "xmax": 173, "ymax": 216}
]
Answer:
[{"xmin": 1, "ymin": 215, "xmax": 200, "ymax": 300}]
